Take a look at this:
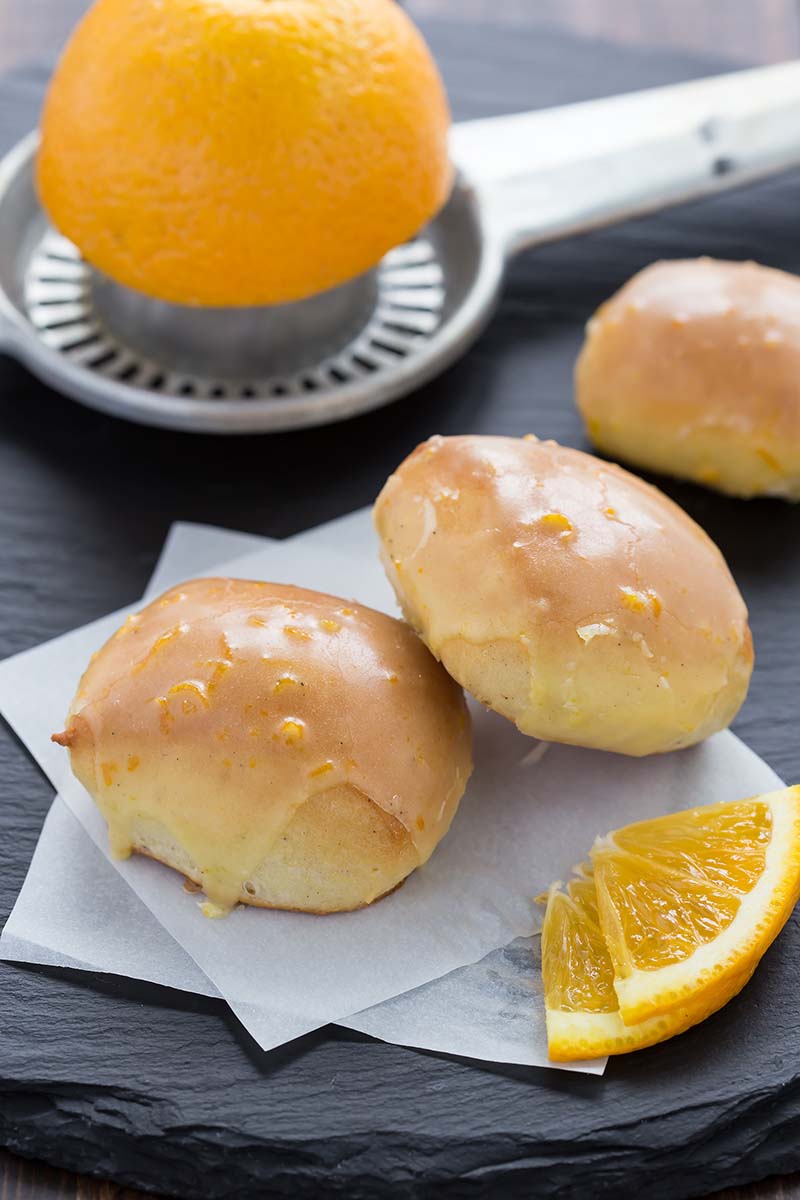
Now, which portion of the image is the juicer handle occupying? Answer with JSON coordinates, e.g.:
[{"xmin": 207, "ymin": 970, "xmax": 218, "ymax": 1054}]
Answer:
[{"xmin": 450, "ymin": 61, "xmax": 800, "ymax": 255}]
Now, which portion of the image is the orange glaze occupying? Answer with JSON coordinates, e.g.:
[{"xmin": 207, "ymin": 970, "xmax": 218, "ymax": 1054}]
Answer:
[
  {"xmin": 374, "ymin": 434, "xmax": 752, "ymax": 755},
  {"xmin": 54, "ymin": 579, "xmax": 471, "ymax": 911},
  {"xmin": 576, "ymin": 258, "xmax": 800, "ymax": 498},
  {"xmin": 376, "ymin": 434, "xmax": 747, "ymax": 662}
]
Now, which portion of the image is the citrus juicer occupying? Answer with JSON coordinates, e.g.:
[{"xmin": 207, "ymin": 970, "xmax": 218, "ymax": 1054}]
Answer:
[{"xmin": 1, "ymin": 62, "xmax": 800, "ymax": 434}]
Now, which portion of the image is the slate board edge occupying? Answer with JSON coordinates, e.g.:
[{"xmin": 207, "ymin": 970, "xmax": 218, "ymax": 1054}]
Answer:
[{"xmin": 1, "ymin": 1049, "xmax": 800, "ymax": 1200}]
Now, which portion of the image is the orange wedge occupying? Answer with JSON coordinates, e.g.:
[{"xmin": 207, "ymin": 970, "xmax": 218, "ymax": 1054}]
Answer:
[
  {"xmin": 541, "ymin": 867, "xmax": 721, "ymax": 1060},
  {"xmin": 542, "ymin": 787, "xmax": 800, "ymax": 1061}
]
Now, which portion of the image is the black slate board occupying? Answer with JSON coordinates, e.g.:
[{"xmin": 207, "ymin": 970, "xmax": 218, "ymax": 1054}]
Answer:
[{"xmin": 2, "ymin": 19, "xmax": 800, "ymax": 1200}]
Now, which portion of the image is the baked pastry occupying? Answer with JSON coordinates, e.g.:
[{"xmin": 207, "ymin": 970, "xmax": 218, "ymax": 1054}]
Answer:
[
  {"xmin": 576, "ymin": 257, "xmax": 800, "ymax": 499},
  {"xmin": 52, "ymin": 579, "xmax": 471, "ymax": 915},
  {"xmin": 374, "ymin": 434, "xmax": 752, "ymax": 757}
]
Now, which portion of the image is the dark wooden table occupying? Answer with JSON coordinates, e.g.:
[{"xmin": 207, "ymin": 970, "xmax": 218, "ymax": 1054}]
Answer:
[{"xmin": 1, "ymin": 2, "xmax": 799, "ymax": 1197}]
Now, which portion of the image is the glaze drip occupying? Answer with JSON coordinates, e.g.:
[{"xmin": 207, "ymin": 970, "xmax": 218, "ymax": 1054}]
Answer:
[{"xmin": 58, "ymin": 579, "xmax": 471, "ymax": 914}]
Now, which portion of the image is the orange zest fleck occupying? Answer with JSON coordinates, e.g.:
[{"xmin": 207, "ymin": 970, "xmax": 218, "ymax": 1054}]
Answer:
[
  {"xmin": 284, "ymin": 626, "xmax": 312, "ymax": 641},
  {"xmin": 101, "ymin": 761, "xmax": 118, "ymax": 787}
]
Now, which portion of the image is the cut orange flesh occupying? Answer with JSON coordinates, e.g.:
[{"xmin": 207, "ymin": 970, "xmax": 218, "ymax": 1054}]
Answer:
[
  {"xmin": 541, "ymin": 786, "xmax": 800, "ymax": 1061},
  {"xmin": 541, "ymin": 868, "xmax": 734, "ymax": 1060}
]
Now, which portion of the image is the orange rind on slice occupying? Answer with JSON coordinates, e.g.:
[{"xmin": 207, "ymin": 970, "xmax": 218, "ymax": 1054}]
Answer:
[{"xmin": 541, "ymin": 787, "xmax": 800, "ymax": 1062}]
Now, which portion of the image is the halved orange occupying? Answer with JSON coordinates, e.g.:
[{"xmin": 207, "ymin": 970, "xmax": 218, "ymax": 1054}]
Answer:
[{"xmin": 542, "ymin": 787, "xmax": 800, "ymax": 1062}]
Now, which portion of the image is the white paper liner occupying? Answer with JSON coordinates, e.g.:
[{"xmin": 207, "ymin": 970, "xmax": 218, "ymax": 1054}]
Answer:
[{"xmin": 0, "ymin": 515, "xmax": 783, "ymax": 1074}]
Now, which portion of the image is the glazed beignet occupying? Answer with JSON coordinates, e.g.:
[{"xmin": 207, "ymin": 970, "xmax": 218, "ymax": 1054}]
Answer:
[
  {"xmin": 53, "ymin": 579, "xmax": 472, "ymax": 915},
  {"xmin": 576, "ymin": 258, "xmax": 800, "ymax": 499},
  {"xmin": 374, "ymin": 434, "xmax": 752, "ymax": 757}
]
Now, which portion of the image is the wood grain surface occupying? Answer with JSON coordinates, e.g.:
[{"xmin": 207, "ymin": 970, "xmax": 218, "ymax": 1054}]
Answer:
[
  {"xmin": 1, "ymin": 0, "xmax": 799, "ymax": 71},
  {"xmin": 1, "ymin": 1, "xmax": 799, "ymax": 1198}
]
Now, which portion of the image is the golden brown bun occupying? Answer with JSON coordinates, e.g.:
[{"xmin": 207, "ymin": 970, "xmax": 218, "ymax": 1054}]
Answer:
[
  {"xmin": 373, "ymin": 435, "xmax": 752, "ymax": 757},
  {"xmin": 52, "ymin": 579, "xmax": 471, "ymax": 915},
  {"xmin": 576, "ymin": 257, "xmax": 800, "ymax": 499}
]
